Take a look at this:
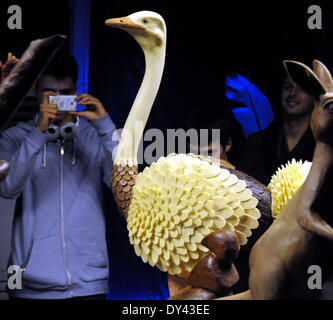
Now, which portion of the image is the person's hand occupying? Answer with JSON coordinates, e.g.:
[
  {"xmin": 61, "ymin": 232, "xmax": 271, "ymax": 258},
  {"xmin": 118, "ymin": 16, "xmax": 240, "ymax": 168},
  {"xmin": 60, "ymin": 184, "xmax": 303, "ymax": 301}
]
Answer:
[
  {"xmin": 69, "ymin": 93, "xmax": 107, "ymax": 121},
  {"xmin": 35, "ymin": 91, "xmax": 57, "ymax": 132},
  {"xmin": 0, "ymin": 52, "xmax": 19, "ymax": 83}
]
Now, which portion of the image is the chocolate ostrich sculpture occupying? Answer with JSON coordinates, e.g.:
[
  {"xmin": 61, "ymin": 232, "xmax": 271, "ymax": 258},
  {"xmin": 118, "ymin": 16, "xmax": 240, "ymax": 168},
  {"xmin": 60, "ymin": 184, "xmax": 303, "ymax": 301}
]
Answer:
[
  {"xmin": 106, "ymin": 11, "xmax": 272, "ymax": 298},
  {"xmin": 218, "ymin": 59, "xmax": 333, "ymax": 300}
]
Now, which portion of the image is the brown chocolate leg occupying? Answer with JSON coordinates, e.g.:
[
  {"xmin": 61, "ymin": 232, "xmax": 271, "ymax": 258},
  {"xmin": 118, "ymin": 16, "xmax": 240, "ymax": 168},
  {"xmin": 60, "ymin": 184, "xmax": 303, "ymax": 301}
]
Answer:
[
  {"xmin": 169, "ymin": 286, "xmax": 216, "ymax": 300},
  {"xmin": 301, "ymin": 212, "xmax": 333, "ymax": 242},
  {"xmin": 168, "ymin": 230, "xmax": 240, "ymax": 300}
]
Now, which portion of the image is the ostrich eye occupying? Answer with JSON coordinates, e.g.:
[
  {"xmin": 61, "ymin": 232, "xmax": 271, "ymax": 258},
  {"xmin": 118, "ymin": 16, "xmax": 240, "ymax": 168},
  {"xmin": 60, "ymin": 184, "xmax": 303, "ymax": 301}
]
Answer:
[{"xmin": 142, "ymin": 18, "xmax": 148, "ymax": 24}]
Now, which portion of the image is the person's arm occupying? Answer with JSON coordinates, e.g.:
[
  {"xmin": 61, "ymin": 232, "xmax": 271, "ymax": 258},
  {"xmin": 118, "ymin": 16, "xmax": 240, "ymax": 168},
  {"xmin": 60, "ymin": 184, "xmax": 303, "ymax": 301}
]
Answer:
[
  {"xmin": 0, "ymin": 91, "xmax": 58, "ymax": 198},
  {"xmin": 70, "ymin": 94, "xmax": 118, "ymax": 188},
  {"xmin": 0, "ymin": 127, "xmax": 48, "ymax": 199}
]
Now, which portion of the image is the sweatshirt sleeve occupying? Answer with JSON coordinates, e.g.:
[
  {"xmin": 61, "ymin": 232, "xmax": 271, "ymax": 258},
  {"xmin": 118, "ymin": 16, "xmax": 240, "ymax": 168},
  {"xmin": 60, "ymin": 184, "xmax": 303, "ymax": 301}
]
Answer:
[
  {"xmin": 0, "ymin": 127, "xmax": 48, "ymax": 199},
  {"xmin": 89, "ymin": 114, "xmax": 119, "ymax": 188}
]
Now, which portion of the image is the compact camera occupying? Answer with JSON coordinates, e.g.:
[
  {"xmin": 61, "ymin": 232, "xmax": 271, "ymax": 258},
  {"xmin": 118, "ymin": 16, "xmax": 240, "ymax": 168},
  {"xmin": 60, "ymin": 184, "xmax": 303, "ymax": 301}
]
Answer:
[{"xmin": 48, "ymin": 95, "xmax": 77, "ymax": 111}]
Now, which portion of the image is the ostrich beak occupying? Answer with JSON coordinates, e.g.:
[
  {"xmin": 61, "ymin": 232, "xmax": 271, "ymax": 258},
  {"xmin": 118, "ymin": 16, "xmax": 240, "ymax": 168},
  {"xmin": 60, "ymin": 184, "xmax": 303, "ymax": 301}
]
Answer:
[{"xmin": 105, "ymin": 16, "xmax": 145, "ymax": 30}]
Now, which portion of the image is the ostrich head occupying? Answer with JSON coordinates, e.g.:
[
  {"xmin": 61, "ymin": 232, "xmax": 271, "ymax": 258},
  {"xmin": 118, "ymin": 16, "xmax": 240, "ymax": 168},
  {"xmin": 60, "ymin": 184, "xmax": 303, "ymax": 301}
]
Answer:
[{"xmin": 105, "ymin": 11, "xmax": 166, "ymax": 51}]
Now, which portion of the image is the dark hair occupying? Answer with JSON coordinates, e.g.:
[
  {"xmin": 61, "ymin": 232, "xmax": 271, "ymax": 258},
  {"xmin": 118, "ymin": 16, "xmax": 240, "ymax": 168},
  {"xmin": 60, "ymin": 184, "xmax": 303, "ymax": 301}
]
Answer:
[
  {"xmin": 40, "ymin": 51, "xmax": 78, "ymax": 83},
  {"xmin": 186, "ymin": 105, "xmax": 246, "ymax": 165}
]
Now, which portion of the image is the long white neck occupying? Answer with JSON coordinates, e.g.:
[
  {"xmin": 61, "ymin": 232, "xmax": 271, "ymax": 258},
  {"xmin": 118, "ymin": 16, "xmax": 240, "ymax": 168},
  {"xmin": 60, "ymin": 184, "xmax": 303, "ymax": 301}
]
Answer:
[{"xmin": 115, "ymin": 42, "xmax": 166, "ymax": 167}]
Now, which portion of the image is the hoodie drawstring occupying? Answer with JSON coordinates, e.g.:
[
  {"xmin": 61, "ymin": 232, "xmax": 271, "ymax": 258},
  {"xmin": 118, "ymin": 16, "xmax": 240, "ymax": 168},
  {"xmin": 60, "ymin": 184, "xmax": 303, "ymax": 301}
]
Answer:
[
  {"xmin": 41, "ymin": 143, "xmax": 47, "ymax": 169},
  {"xmin": 72, "ymin": 138, "xmax": 76, "ymax": 166},
  {"xmin": 41, "ymin": 140, "xmax": 77, "ymax": 169}
]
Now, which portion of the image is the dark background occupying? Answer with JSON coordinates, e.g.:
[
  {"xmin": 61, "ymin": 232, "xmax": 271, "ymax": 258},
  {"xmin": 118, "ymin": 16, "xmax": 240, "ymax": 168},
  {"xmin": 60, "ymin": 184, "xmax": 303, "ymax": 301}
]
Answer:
[
  {"xmin": 89, "ymin": 0, "xmax": 333, "ymax": 131},
  {"xmin": 1, "ymin": 0, "xmax": 333, "ymax": 128},
  {"xmin": 1, "ymin": 0, "xmax": 333, "ymax": 299},
  {"xmin": 0, "ymin": 0, "xmax": 70, "ymax": 55}
]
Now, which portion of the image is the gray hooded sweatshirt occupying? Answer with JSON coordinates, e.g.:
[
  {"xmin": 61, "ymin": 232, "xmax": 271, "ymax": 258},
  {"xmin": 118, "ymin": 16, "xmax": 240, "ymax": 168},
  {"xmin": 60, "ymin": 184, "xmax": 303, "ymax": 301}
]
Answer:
[{"xmin": 0, "ymin": 114, "xmax": 118, "ymax": 299}]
